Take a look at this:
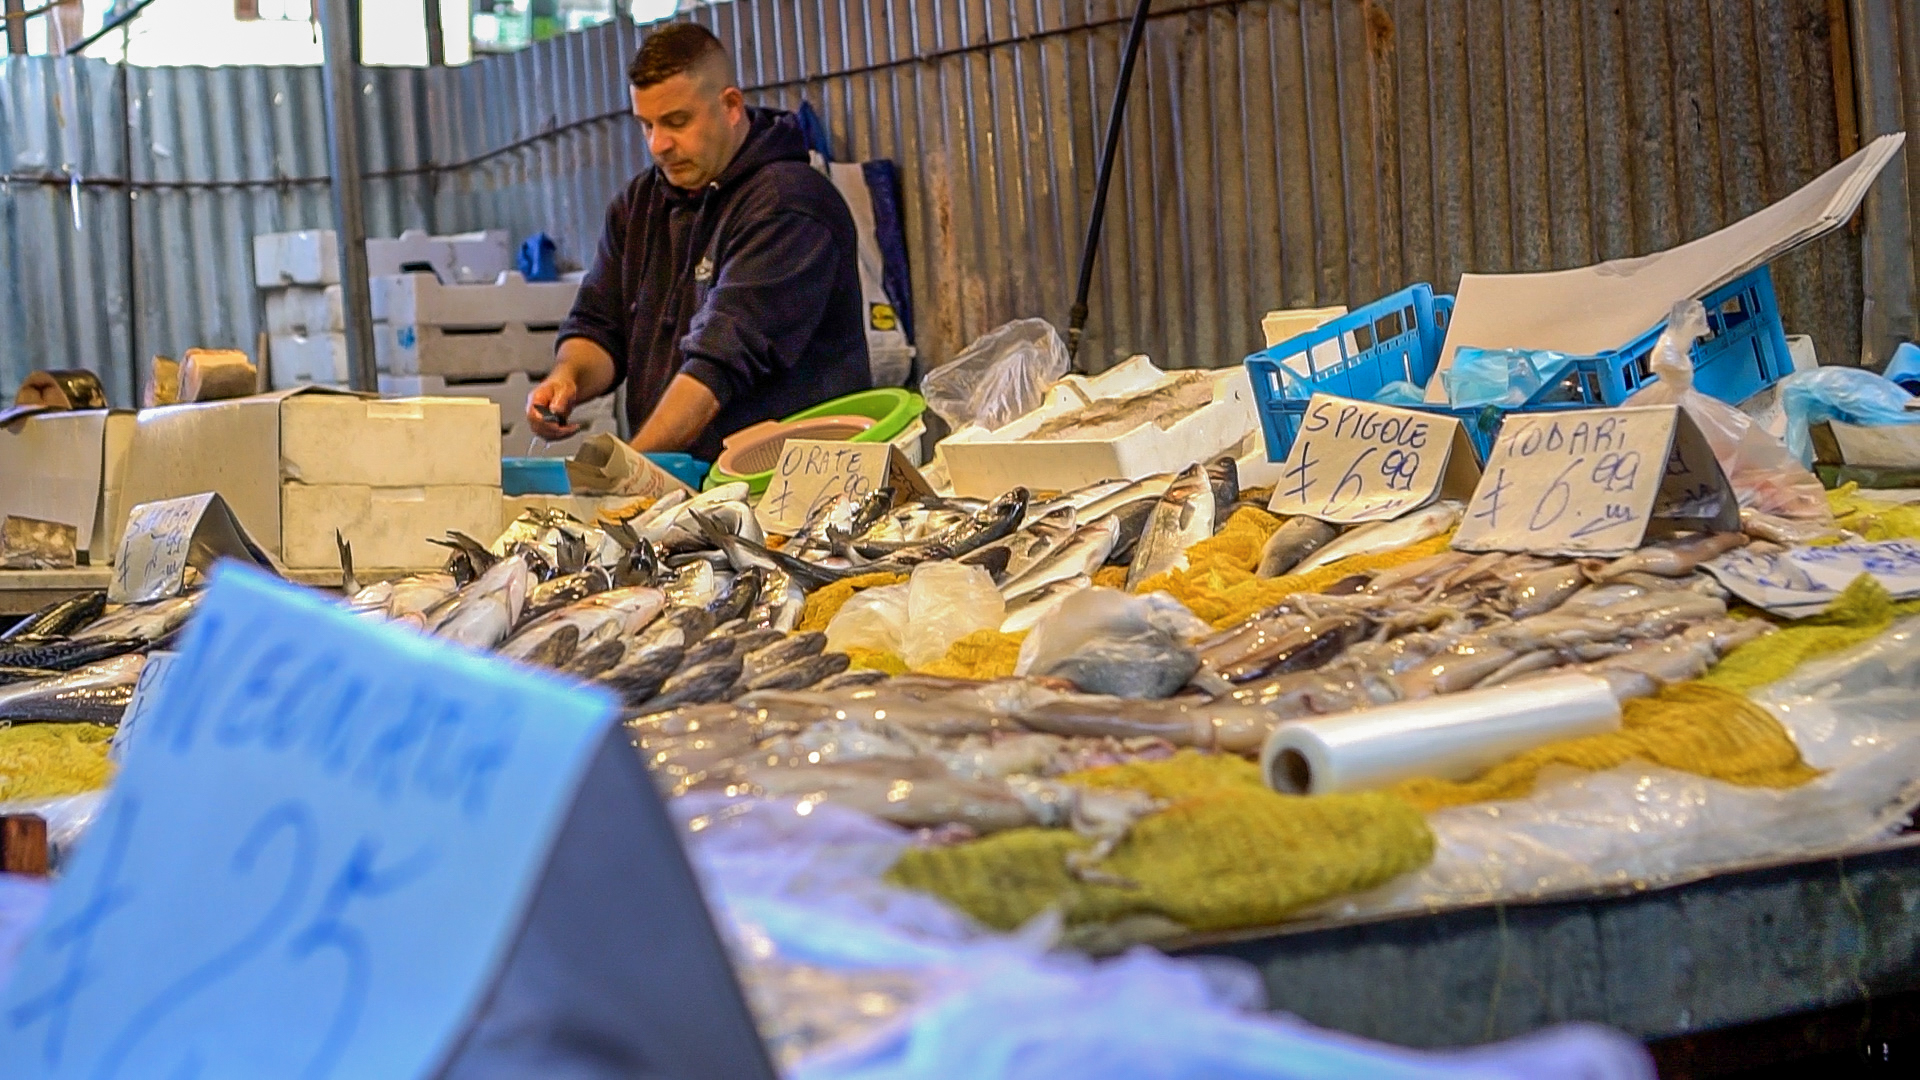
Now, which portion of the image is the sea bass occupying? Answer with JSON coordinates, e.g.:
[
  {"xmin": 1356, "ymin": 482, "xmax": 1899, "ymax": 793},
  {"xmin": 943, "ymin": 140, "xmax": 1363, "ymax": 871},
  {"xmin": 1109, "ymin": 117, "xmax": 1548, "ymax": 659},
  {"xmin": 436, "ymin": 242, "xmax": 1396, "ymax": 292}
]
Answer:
[
  {"xmin": 1003, "ymin": 518, "xmax": 1119, "ymax": 602},
  {"xmin": 1292, "ymin": 501, "xmax": 1463, "ymax": 575},
  {"xmin": 1256, "ymin": 517, "xmax": 1341, "ymax": 578},
  {"xmin": 1124, "ymin": 463, "xmax": 1216, "ymax": 591}
]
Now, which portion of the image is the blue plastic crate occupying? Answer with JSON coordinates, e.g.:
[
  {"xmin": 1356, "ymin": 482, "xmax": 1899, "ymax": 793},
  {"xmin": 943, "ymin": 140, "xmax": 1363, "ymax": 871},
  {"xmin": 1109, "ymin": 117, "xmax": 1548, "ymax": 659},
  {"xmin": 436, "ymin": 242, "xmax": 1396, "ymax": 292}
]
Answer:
[{"xmin": 1246, "ymin": 266, "xmax": 1792, "ymax": 463}]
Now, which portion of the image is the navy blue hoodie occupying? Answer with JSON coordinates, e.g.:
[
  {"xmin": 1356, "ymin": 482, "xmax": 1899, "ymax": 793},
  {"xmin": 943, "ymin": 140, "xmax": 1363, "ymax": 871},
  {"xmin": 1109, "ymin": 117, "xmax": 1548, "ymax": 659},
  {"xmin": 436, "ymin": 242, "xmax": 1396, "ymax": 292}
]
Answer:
[{"xmin": 557, "ymin": 107, "xmax": 872, "ymax": 463}]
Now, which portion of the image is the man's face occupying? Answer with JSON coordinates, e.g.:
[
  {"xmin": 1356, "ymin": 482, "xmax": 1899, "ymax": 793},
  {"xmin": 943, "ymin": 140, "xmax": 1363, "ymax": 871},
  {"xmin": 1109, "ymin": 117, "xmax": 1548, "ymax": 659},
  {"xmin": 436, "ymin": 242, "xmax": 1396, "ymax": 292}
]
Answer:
[{"xmin": 632, "ymin": 72, "xmax": 745, "ymax": 190}]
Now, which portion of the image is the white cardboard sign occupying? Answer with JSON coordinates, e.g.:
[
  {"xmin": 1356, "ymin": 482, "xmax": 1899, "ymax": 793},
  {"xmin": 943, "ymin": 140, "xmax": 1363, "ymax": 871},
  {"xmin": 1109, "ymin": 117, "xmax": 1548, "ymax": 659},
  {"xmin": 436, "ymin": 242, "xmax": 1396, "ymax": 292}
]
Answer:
[
  {"xmin": 1704, "ymin": 541, "xmax": 1920, "ymax": 618},
  {"xmin": 109, "ymin": 492, "xmax": 279, "ymax": 604},
  {"xmin": 1266, "ymin": 395, "xmax": 1482, "ymax": 524},
  {"xmin": 753, "ymin": 439, "xmax": 933, "ymax": 535},
  {"xmin": 1452, "ymin": 405, "xmax": 1738, "ymax": 557}
]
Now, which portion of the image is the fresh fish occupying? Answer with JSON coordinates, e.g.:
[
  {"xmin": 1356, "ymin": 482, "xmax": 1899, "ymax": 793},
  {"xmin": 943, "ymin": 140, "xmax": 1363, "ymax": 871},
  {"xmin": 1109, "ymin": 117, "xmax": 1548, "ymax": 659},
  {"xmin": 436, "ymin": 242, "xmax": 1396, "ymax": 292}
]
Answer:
[
  {"xmin": 1035, "ymin": 629, "xmax": 1199, "ymax": 699},
  {"xmin": 682, "ymin": 627, "xmax": 785, "ymax": 669},
  {"xmin": 741, "ymin": 632, "xmax": 828, "ymax": 681},
  {"xmin": 962, "ymin": 505, "xmax": 1078, "ymax": 583},
  {"xmin": 1027, "ymin": 371, "xmax": 1218, "ymax": 441},
  {"xmin": 1032, "ymin": 478, "xmax": 1134, "ymax": 519},
  {"xmin": 638, "ymin": 656, "xmax": 747, "ymax": 713},
  {"xmin": 662, "ymin": 559, "xmax": 719, "ymax": 609},
  {"xmin": 1000, "ymin": 576, "xmax": 1092, "ymax": 634},
  {"xmin": 523, "ymin": 624, "xmax": 581, "ymax": 669},
  {"xmin": 0, "ymin": 667, "xmax": 62, "ymax": 687},
  {"xmin": 72, "ymin": 594, "xmax": 199, "ymax": 643},
  {"xmin": 706, "ymin": 566, "xmax": 765, "ymax": 623},
  {"xmin": 662, "ymin": 499, "xmax": 765, "ymax": 559},
  {"xmin": 497, "ymin": 586, "xmax": 666, "ymax": 662},
  {"xmin": 1124, "ymin": 463, "xmax": 1216, "ymax": 591},
  {"xmin": 522, "ymin": 566, "xmax": 615, "ymax": 622},
  {"xmin": 1099, "ymin": 498, "xmax": 1162, "ymax": 568},
  {"xmin": 1362, "ymin": 552, "xmax": 1472, "ymax": 595},
  {"xmin": 634, "ymin": 605, "xmax": 717, "ymax": 652},
  {"xmin": 613, "ymin": 537, "xmax": 663, "ymax": 588},
  {"xmin": 747, "ymin": 568, "xmax": 807, "ymax": 633},
  {"xmin": 565, "ymin": 638, "xmax": 628, "ymax": 679},
  {"xmin": 0, "ymin": 636, "xmax": 148, "ymax": 673},
  {"xmin": 1002, "ymin": 518, "xmax": 1120, "ymax": 602},
  {"xmin": 428, "ymin": 554, "xmax": 536, "ymax": 650},
  {"xmin": 1585, "ymin": 533, "xmax": 1749, "ymax": 581},
  {"xmin": 742, "ymin": 758, "xmax": 1037, "ymax": 833},
  {"xmin": 0, "ymin": 654, "xmax": 143, "ymax": 724},
  {"xmin": 3, "ymin": 591, "xmax": 107, "ymax": 642},
  {"xmin": 1257, "ymin": 517, "xmax": 1341, "ymax": 578},
  {"xmin": 1292, "ymin": 501, "xmax": 1463, "ymax": 575},
  {"xmin": 429, "ymin": 530, "xmax": 500, "ymax": 576},
  {"xmin": 850, "ymin": 489, "xmax": 1031, "ymax": 563},
  {"xmin": 628, "ymin": 489, "xmax": 691, "ymax": 536},
  {"xmin": 1076, "ymin": 474, "xmax": 1176, "ymax": 522},
  {"xmin": 600, "ymin": 644, "xmax": 686, "ymax": 705},
  {"xmin": 1206, "ymin": 457, "xmax": 1240, "ymax": 513},
  {"xmin": 740, "ymin": 651, "xmax": 852, "ymax": 694}
]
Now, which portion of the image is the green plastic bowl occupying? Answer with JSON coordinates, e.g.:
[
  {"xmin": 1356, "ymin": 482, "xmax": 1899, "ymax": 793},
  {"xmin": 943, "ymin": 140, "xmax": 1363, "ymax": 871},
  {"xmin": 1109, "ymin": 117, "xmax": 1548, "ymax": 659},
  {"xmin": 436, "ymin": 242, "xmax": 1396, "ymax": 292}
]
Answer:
[{"xmin": 707, "ymin": 388, "xmax": 925, "ymax": 495}]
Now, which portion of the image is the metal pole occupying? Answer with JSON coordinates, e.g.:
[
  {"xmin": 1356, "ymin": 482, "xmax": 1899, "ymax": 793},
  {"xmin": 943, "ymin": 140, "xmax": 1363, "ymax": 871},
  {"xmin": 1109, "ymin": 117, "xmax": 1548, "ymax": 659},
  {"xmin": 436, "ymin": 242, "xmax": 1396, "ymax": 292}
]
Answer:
[
  {"xmin": 6, "ymin": 0, "xmax": 27, "ymax": 56},
  {"xmin": 319, "ymin": 0, "xmax": 379, "ymax": 392},
  {"xmin": 424, "ymin": 0, "xmax": 445, "ymax": 68},
  {"xmin": 1065, "ymin": 0, "xmax": 1152, "ymax": 372}
]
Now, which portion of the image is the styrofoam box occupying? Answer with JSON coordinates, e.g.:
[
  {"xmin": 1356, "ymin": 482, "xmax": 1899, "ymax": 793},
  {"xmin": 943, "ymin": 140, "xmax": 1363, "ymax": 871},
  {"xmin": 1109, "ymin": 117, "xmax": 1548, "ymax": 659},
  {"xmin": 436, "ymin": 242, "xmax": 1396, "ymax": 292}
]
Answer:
[
  {"xmin": 267, "ymin": 331, "xmax": 351, "ymax": 389},
  {"xmin": 0, "ymin": 409, "xmax": 137, "ymax": 561},
  {"xmin": 380, "ymin": 372, "xmax": 613, "ymax": 437},
  {"xmin": 254, "ymin": 228, "xmax": 515, "ymax": 288},
  {"xmin": 940, "ymin": 356, "xmax": 1260, "ymax": 498},
  {"xmin": 379, "ymin": 272, "xmax": 578, "ymax": 329},
  {"xmin": 377, "ymin": 321, "xmax": 559, "ymax": 378},
  {"xmin": 265, "ymin": 286, "xmax": 345, "ymax": 337},
  {"xmin": 1261, "ymin": 306, "xmax": 1348, "ymax": 349},
  {"xmin": 283, "ymin": 483, "xmax": 500, "ymax": 570},
  {"xmin": 120, "ymin": 389, "xmax": 502, "ymax": 564}
]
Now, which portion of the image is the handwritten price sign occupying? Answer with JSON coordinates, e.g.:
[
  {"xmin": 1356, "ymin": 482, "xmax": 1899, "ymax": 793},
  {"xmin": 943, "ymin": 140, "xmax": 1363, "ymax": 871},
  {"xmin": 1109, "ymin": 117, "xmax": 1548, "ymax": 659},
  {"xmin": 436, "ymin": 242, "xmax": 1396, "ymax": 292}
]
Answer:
[
  {"xmin": 0, "ymin": 566, "xmax": 617, "ymax": 1079},
  {"xmin": 1453, "ymin": 404, "xmax": 1736, "ymax": 557},
  {"xmin": 1267, "ymin": 395, "xmax": 1482, "ymax": 524},
  {"xmin": 108, "ymin": 493, "xmax": 278, "ymax": 605},
  {"xmin": 753, "ymin": 439, "xmax": 932, "ymax": 536}
]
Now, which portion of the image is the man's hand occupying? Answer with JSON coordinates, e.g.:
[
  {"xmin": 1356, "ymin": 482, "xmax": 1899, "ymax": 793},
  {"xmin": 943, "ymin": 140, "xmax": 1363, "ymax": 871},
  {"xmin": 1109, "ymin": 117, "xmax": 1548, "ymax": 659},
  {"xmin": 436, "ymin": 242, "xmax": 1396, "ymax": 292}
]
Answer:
[{"xmin": 526, "ymin": 372, "xmax": 581, "ymax": 439}]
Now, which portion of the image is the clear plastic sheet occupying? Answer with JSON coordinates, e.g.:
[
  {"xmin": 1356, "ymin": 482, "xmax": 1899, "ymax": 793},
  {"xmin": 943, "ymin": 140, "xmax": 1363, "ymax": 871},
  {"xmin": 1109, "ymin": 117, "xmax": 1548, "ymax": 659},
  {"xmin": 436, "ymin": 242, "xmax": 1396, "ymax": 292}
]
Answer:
[
  {"xmin": 920, "ymin": 319, "xmax": 1071, "ymax": 432},
  {"xmin": 1310, "ymin": 618, "xmax": 1920, "ymax": 920},
  {"xmin": 1779, "ymin": 365, "xmax": 1920, "ymax": 464},
  {"xmin": 1441, "ymin": 348, "xmax": 1571, "ymax": 409},
  {"xmin": 900, "ymin": 564, "xmax": 1003, "ymax": 667},
  {"xmin": 824, "ymin": 583, "xmax": 912, "ymax": 657}
]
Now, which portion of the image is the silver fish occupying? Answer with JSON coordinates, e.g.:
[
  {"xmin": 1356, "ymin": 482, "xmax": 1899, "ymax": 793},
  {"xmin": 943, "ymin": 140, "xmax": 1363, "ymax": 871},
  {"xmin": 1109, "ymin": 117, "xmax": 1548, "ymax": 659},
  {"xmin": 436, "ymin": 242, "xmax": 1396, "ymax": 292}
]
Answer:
[
  {"xmin": 1124, "ymin": 463, "xmax": 1215, "ymax": 591},
  {"xmin": 1292, "ymin": 501, "xmax": 1462, "ymax": 575},
  {"xmin": 599, "ymin": 644, "xmax": 687, "ymax": 705},
  {"xmin": 1076, "ymin": 473, "xmax": 1176, "ymax": 522},
  {"xmin": 497, "ymin": 586, "xmax": 666, "ymax": 661},
  {"xmin": 1003, "ymin": 518, "xmax": 1120, "ymax": 602},
  {"xmin": 1000, "ymin": 575, "xmax": 1092, "ymax": 633},
  {"xmin": 1257, "ymin": 516, "xmax": 1341, "ymax": 578},
  {"xmin": 740, "ymin": 651, "xmax": 852, "ymax": 694},
  {"xmin": 72, "ymin": 594, "xmax": 199, "ymax": 643},
  {"xmin": 0, "ymin": 654, "xmax": 144, "ymax": 724},
  {"xmin": 639, "ymin": 656, "xmax": 747, "ymax": 713},
  {"xmin": 429, "ymin": 555, "xmax": 535, "ymax": 650},
  {"xmin": 963, "ymin": 505, "xmax": 1078, "ymax": 583},
  {"xmin": 741, "ymin": 632, "xmax": 829, "ymax": 681}
]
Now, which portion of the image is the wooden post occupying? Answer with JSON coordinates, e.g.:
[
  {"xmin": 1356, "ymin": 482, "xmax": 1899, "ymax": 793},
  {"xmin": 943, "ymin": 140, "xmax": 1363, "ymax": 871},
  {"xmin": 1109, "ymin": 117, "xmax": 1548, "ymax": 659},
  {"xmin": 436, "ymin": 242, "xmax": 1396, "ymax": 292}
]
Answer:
[{"xmin": 1, "ymin": 814, "xmax": 50, "ymax": 877}]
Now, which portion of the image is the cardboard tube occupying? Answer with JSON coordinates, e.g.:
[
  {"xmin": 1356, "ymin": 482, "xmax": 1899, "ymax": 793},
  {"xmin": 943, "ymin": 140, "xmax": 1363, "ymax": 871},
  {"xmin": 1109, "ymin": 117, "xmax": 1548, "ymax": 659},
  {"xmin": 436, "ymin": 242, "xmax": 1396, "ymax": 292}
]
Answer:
[
  {"xmin": 1261, "ymin": 674, "xmax": 1621, "ymax": 795},
  {"xmin": 13, "ymin": 369, "xmax": 107, "ymax": 410}
]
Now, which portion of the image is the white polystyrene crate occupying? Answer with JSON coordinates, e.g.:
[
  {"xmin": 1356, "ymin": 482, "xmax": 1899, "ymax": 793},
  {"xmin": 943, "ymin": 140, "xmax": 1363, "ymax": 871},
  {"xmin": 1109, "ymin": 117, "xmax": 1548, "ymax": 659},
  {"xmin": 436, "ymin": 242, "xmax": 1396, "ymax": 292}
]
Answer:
[
  {"xmin": 254, "ymin": 230, "xmax": 340, "ymax": 287},
  {"xmin": 267, "ymin": 332, "xmax": 351, "ymax": 389},
  {"xmin": 379, "ymin": 272, "xmax": 579, "ymax": 329},
  {"xmin": 264, "ymin": 285, "xmax": 345, "ymax": 337}
]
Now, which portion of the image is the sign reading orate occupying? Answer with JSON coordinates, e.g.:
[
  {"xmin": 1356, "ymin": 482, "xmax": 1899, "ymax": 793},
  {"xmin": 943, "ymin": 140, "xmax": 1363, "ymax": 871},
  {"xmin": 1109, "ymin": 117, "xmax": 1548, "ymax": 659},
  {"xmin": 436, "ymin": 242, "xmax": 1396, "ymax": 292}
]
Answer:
[
  {"xmin": 1267, "ymin": 395, "xmax": 1483, "ymax": 523},
  {"xmin": 1452, "ymin": 404, "xmax": 1737, "ymax": 557},
  {"xmin": 0, "ymin": 566, "xmax": 617, "ymax": 1080},
  {"xmin": 754, "ymin": 439, "xmax": 935, "ymax": 535},
  {"xmin": 109, "ymin": 492, "xmax": 278, "ymax": 604}
]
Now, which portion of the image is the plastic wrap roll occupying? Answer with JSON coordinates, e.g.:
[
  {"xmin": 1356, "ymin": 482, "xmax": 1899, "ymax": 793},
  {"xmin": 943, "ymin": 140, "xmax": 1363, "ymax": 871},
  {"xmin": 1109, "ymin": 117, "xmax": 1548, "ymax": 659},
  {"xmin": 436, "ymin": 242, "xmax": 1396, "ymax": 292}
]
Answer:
[{"xmin": 1261, "ymin": 674, "xmax": 1621, "ymax": 795}]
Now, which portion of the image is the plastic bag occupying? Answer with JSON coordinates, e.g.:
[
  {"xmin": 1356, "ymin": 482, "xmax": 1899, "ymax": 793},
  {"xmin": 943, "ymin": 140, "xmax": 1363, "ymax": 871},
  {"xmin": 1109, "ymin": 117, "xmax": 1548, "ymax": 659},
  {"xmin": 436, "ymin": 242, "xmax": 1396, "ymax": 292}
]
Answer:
[
  {"xmin": 1372, "ymin": 380, "xmax": 1427, "ymax": 406},
  {"xmin": 900, "ymin": 562, "xmax": 1004, "ymax": 667},
  {"xmin": 1778, "ymin": 365, "xmax": 1920, "ymax": 464},
  {"xmin": 921, "ymin": 318, "xmax": 1070, "ymax": 431},
  {"xmin": 824, "ymin": 583, "xmax": 911, "ymax": 655},
  {"xmin": 1441, "ymin": 348, "xmax": 1571, "ymax": 409},
  {"xmin": 1883, "ymin": 340, "xmax": 1920, "ymax": 394},
  {"xmin": 1015, "ymin": 588, "xmax": 1210, "ymax": 698},
  {"xmin": 1624, "ymin": 299, "xmax": 1831, "ymax": 522}
]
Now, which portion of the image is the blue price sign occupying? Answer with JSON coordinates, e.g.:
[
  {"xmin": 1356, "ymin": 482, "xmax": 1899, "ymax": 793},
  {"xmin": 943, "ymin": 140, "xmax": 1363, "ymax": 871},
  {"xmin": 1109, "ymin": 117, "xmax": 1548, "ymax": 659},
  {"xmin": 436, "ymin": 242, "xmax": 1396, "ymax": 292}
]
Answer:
[{"xmin": 0, "ymin": 565, "xmax": 616, "ymax": 1079}]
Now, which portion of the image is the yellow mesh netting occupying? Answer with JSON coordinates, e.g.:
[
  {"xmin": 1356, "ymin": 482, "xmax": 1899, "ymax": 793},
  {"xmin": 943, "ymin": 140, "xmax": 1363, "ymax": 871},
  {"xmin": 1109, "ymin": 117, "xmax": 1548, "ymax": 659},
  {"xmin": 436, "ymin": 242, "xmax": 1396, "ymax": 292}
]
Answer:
[
  {"xmin": 916, "ymin": 629, "xmax": 1027, "ymax": 680},
  {"xmin": 844, "ymin": 648, "xmax": 910, "ymax": 675},
  {"xmin": 0, "ymin": 723, "xmax": 116, "ymax": 802},
  {"xmin": 1827, "ymin": 483, "xmax": 1920, "ymax": 542},
  {"xmin": 886, "ymin": 752, "xmax": 1432, "ymax": 932},
  {"xmin": 1092, "ymin": 566, "xmax": 1128, "ymax": 589},
  {"xmin": 797, "ymin": 572, "xmax": 909, "ymax": 632}
]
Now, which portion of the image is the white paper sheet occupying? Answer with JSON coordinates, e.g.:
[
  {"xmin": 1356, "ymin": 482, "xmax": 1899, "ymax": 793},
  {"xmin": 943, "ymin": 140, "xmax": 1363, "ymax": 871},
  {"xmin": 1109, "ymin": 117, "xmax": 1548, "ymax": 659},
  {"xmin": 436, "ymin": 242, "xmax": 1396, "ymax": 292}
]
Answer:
[{"xmin": 1425, "ymin": 133, "xmax": 1907, "ymax": 404}]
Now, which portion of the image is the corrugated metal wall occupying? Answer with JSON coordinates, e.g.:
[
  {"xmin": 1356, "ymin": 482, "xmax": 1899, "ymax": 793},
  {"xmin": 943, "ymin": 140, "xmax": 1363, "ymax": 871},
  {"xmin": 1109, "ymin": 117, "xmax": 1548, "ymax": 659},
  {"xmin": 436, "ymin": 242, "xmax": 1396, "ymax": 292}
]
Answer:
[{"xmin": 0, "ymin": 0, "xmax": 1899, "ymax": 405}]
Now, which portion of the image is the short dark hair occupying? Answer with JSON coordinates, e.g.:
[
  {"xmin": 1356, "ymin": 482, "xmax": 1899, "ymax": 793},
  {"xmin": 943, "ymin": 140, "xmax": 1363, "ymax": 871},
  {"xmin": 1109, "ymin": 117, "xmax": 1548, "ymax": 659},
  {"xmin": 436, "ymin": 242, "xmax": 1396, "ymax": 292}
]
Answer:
[{"xmin": 628, "ymin": 24, "xmax": 731, "ymax": 90}]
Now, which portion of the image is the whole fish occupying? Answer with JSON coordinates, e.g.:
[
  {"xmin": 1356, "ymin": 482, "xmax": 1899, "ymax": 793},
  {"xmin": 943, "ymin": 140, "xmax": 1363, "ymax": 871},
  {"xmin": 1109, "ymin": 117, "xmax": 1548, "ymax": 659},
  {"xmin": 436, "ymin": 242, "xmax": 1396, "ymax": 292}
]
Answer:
[
  {"xmin": 613, "ymin": 537, "xmax": 663, "ymax": 588},
  {"xmin": 0, "ymin": 666, "xmax": 62, "ymax": 687},
  {"xmin": 814, "ymin": 668, "xmax": 890, "ymax": 693},
  {"xmin": 1207, "ymin": 457, "xmax": 1240, "ymax": 513},
  {"xmin": 1292, "ymin": 501, "xmax": 1463, "ymax": 575},
  {"xmin": 635, "ymin": 605, "xmax": 718, "ymax": 652},
  {"xmin": 1099, "ymin": 497, "xmax": 1162, "ymax": 568},
  {"xmin": 73, "ymin": 594, "xmax": 199, "ymax": 643},
  {"xmin": 851, "ymin": 489, "xmax": 1030, "ymax": 563},
  {"xmin": 0, "ymin": 654, "xmax": 143, "ymax": 724},
  {"xmin": 1030, "ymin": 478, "xmax": 1134, "ymax": 519},
  {"xmin": 0, "ymin": 636, "xmax": 148, "ymax": 673},
  {"xmin": 1363, "ymin": 551, "xmax": 1472, "ymax": 595},
  {"xmin": 522, "ymin": 566, "xmax": 616, "ymax": 622},
  {"xmin": 706, "ymin": 566, "xmax": 765, "ymax": 624},
  {"xmin": 497, "ymin": 586, "xmax": 666, "ymax": 661},
  {"xmin": 962, "ymin": 505, "xmax": 1078, "ymax": 583},
  {"xmin": 661, "ymin": 499, "xmax": 765, "ymax": 558},
  {"xmin": 1257, "ymin": 517, "xmax": 1341, "ymax": 578},
  {"xmin": 1036, "ymin": 629, "xmax": 1199, "ymax": 700},
  {"xmin": 739, "ymin": 651, "xmax": 852, "ymax": 694},
  {"xmin": 3, "ymin": 591, "xmax": 107, "ymax": 642},
  {"xmin": 1124, "ymin": 463, "xmax": 1216, "ymax": 591},
  {"xmin": 599, "ymin": 644, "xmax": 687, "ymax": 705},
  {"xmin": 565, "ymin": 638, "xmax": 628, "ymax": 679},
  {"xmin": 1002, "ymin": 518, "xmax": 1120, "ymax": 602},
  {"xmin": 638, "ymin": 656, "xmax": 747, "ymax": 713},
  {"xmin": 1000, "ymin": 575, "xmax": 1092, "ymax": 634},
  {"xmin": 746, "ymin": 568, "xmax": 807, "ymax": 633},
  {"xmin": 1076, "ymin": 474, "xmax": 1176, "ymax": 522},
  {"xmin": 741, "ymin": 631, "xmax": 828, "ymax": 681},
  {"xmin": 428, "ymin": 554, "xmax": 536, "ymax": 650},
  {"xmin": 1214, "ymin": 615, "xmax": 1367, "ymax": 684},
  {"xmin": 682, "ymin": 627, "xmax": 785, "ymax": 669}
]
